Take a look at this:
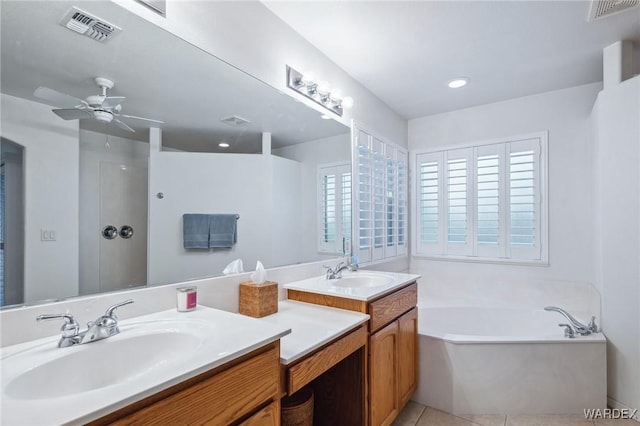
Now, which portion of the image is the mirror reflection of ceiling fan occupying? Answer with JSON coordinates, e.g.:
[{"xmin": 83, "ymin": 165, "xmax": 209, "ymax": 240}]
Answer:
[{"xmin": 33, "ymin": 77, "xmax": 163, "ymax": 132}]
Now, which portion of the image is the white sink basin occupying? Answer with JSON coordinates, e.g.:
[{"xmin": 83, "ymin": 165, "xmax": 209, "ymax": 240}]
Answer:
[
  {"xmin": 1, "ymin": 307, "xmax": 291, "ymax": 426},
  {"xmin": 6, "ymin": 328, "xmax": 202, "ymax": 399},
  {"xmin": 329, "ymin": 274, "xmax": 394, "ymax": 288},
  {"xmin": 284, "ymin": 270, "xmax": 421, "ymax": 301}
]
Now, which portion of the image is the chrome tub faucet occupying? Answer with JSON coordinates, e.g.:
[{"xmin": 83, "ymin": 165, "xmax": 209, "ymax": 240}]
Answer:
[
  {"xmin": 544, "ymin": 306, "xmax": 598, "ymax": 337},
  {"xmin": 36, "ymin": 299, "xmax": 134, "ymax": 348}
]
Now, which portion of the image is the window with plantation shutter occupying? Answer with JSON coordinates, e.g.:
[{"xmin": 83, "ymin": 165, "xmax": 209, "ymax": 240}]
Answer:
[
  {"xmin": 354, "ymin": 124, "xmax": 408, "ymax": 263},
  {"xmin": 413, "ymin": 132, "xmax": 548, "ymax": 264},
  {"xmin": 318, "ymin": 163, "xmax": 351, "ymax": 254}
]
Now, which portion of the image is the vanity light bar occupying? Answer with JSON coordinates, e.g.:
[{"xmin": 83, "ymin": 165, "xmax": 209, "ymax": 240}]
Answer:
[{"xmin": 286, "ymin": 65, "xmax": 352, "ymax": 117}]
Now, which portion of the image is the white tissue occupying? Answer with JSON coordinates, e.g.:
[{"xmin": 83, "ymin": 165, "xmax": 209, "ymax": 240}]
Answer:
[
  {"xmin": 222, "ymin": 259, "xmax": 244, "ymax": 275},
  {"xmin": 250, "ymin": 261, "xmax": 267, "ymax": 284}
]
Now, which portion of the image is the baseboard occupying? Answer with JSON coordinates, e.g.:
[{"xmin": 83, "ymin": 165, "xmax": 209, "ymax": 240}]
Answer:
[{"xmin": 607, "ymin": 397, "xmax": 639, "ymax": 422}]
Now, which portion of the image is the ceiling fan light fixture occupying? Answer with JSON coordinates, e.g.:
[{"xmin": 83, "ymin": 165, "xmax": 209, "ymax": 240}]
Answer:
[{"xmin": 93, "ymin": 110, "xmax": 113, "ymax": 123}]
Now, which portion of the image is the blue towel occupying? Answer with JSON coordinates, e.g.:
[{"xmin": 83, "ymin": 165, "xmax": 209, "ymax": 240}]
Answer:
[
  {"xmin": 209, "ymin": 214, "xmax": 237, "ymax": 248},
  {"xmin": 183, "ymin": 214, "xmax": 210, "ymax": 249}
]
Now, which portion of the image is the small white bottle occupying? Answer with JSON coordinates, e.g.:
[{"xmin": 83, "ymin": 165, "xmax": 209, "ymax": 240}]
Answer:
[{"xmin": 177, "ymin": 286, "xmax": 197, "ymax": 312}]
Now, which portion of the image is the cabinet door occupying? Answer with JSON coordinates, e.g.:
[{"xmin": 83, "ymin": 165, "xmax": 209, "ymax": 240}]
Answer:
[
  {"xmin": 369, "ymin": 320, "xmax": 399, "ymax": 426},
  {"xmin": 398, "ymin": 308, "xmax": 418, "ymax": 409}
]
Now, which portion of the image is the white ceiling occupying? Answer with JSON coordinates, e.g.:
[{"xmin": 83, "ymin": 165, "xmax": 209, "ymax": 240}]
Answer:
[
  {"xmin": 264, "ymin": 1, "xmax": 640, "ymax": 119},
  {"xmin": 1, "ymin": 1, "xmax": 348, "ymax": 153}
]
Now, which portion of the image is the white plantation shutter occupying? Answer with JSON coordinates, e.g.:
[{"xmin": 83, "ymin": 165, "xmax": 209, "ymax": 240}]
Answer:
[
  {"xmin": 356, "ymin": 129, "xmax": 373, "ymax": 262},
  {"xmin": 413, "ymin": 132, "xmax": 547, "ymax": 263},
  {"xmin": 341, "ymin": 170, "xmax": 352, "ymax": 248},
  {"xmin": 354, "ymin": 124, "xmax": 408, "ymax": 263},
  {"xmin": 318, "ymin": 163, "xmax": 351, "ymax": 254},
  {"xmin": 372, "ymin": 138, "xmax": 386, "ymax": 260},
  {"xmin": 508, "ymin": 138, "xmax": 542, "ymax": 260},
  {"xmin": 446, "ymin": 148, "xmax": 474, "ymax": 256},
  {"xmin": 476, "ymin": 144, "xmax": 504, "ymax": 258},
  {"xmin": 416, "ymin": 152, "xmax": 443, "ymax": 255},
  {"xmin": 396, "ymin": 152, "xmax": 408, "ymax": 256}
]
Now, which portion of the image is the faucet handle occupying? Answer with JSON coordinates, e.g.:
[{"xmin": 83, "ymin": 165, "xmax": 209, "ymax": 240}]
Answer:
[
  {"xmin": 36, "ymin": 313, "xmax": 80, "ymax": 337},
  {"xmin": 588, "ymin": 316, "xmax": 598, "ymax": 333},
  {"xmin": 558, "ymin": 323, "xmax": 576, "ymax": 338},
  {"xmin": 104, "ymin": 299, "xmax": 134, "ymax": 318}
]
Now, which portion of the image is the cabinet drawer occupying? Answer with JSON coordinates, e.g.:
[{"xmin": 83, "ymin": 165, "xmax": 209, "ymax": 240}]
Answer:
[
  {"xmin": 239, "ymin": 401, "xmax": 280, "ymax": 426},
  {"xmin": 287, "ymin": 325, "xmax": 367, "ymax": 395},
  {"xmin": 369, "ymin": 283, "xmax": 417, "ymax": 333},
  {"xmin": 108, "ymin": 344, "xmax": 280, "ymax": 425}
]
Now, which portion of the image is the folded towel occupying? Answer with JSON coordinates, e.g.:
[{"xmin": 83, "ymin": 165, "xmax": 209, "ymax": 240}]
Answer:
[
  {"xmin": 209, "ymin": 214, "xmax": 238, "ymax": 248},
  {"xmin": 183, "ymin": 214, "xmax": 210, "ymax": 249}
]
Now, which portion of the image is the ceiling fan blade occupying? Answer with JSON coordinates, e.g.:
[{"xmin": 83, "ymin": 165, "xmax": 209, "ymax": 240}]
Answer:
[
  {"xmin": 52, "ymin": 109, "xmax": 93, "ymax": 120},
  {"xmin": 118, "ymin": 113, "xmax": 164, "ymax": 124},
  {"xmin": 34, "ymin": 87, "xmax": 85, "ymax": 108},
  {"xmin": 102, "ymin": 96, "xmax": 126, "ymax": 109},
  {"xmin": 114, "ymin": 119, "xmax": 135, "ymax": 133}
]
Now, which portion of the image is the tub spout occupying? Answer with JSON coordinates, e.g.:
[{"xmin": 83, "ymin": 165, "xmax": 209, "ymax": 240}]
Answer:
[{"xmin": 544, "ymin": 306, "xmax": 596, "ymax": 336}]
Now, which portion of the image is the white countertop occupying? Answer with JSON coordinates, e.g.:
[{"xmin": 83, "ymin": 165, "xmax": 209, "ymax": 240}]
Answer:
[
  {"xmin": 260, "ymin": 300, "xmax": 370, "ymax": 365},
  {"xmin": 1, "ymin": 306, "xmax": 290, "ymax": 426},
  {"xmin": 284, "ymin": 270, "xmax": 421, "ymax": 301}
]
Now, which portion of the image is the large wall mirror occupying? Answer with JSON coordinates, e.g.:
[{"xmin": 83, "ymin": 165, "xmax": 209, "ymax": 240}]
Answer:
[{"xmin": 0, "ymin": 1, "xmax": 351, "ymax": 308}]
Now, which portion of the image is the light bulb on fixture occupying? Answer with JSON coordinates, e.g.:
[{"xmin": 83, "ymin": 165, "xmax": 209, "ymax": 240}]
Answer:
[
  {"xmin": 317, "ymin": 80, "xmax": 331, "ymax": 98},
  {"xmin": 331, "ymin": 89, "xmax": 343, "ymax": 102},
  {"xmin": 301, "ymin": 72, "xmax": 315, "ymax": 86},
  {"xmin": 341, "ymin": 96, "xmax": 354, "ymax": 109}
]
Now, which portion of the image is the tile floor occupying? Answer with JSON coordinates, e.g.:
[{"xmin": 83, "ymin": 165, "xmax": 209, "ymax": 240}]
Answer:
[{"xmin": 392, "ymin": 402, "xmax": 639, "ymax": 426}]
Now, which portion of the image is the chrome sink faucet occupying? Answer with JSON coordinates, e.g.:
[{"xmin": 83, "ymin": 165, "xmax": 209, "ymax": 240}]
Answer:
[
  {"xmin": 544, "ymin": 306, "xmax": 598, "ymax": 336},
  {"xmin": 36, "ymin": 299, "xmax": 134, "ymax": 348},
  {"xmin": 324, "ymin": 259, "xmax": 358, "ymax": 280}
]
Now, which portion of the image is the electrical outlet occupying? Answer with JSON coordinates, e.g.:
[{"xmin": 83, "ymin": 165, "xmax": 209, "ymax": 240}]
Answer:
[{"xmin": 40, "ymin": 229, "xmax": 56, "ymax": 241}]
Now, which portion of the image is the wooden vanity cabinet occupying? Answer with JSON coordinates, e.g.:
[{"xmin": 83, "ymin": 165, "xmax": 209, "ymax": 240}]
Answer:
[
  {"xmin": 89, "ymin": 341, "xmax": 281, "ymax": 426},
  {"xmin": 288, "ymin": 282, "xmax": 418, "ymax": 426}
]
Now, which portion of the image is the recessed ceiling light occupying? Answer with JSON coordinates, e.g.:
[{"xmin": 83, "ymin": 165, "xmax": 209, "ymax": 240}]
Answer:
[
  {"xmin": 321, "ymin": 114, "xmax": 331, "ymax": 120},
  {"xmin": 218, "ymin": 142, "xmax": 230, "ymax": 148},
  {"xmin": 448, "ymin": 78, "xmax": 469, "ymax": 89}
]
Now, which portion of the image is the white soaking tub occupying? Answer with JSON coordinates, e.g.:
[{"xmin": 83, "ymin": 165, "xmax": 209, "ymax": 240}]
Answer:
[{"xmin": 412, "ymin": 306, "xmax": 607, "ymax": 415}]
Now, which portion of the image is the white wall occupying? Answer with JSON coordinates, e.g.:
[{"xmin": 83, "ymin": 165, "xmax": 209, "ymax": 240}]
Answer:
[
  {"xmin": 274, "ymin": 133, "xmax": 351, "ymax": 262},
  {"xmin": 148, "ymin": 147, "xmax": 304, "ymax": 285},
  {"xmin": 408, "ymin": 83, "xmax": 601, "ymax": 298},
  {"xmin": 0, "ymin": 94, "xmax": 79, "ymax": 303},
  {"xmin": 591, "ymin": 75, "xmax": 640, "ymax": 414},
  {"xmin": 113, "ymin": 0, "xmax": 407, "ymax": 148},
  {"xmin": 270, "ymin": 155, "xmax": 304, "ymax": 267},
  {"xmin": 79, "ymin": 130, "xmax": 148, "ymax": 296}
]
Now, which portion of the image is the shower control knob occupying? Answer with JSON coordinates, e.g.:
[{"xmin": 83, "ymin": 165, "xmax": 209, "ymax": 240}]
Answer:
[
  {"xmin": 119, "ymin": 225, "xmax": 133, "ymax": 239},
  {"xmin": 102, "ymin": 225, "xmax": 118, "ymax": 240}
]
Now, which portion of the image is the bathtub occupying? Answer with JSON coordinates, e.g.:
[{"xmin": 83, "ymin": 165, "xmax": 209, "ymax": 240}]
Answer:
[{"xmin": 412, "ymin": 306, "xmax": 607, "ymax": 415}]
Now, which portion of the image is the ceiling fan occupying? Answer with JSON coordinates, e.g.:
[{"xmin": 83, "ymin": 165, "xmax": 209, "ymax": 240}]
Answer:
[{"xmin": 33, "ymin": 77, "xmax": 163, "ymax": 132}]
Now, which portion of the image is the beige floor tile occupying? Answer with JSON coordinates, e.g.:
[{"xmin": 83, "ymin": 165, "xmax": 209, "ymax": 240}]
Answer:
[
  {"xmin": 594, "ymin": 420, "xmax": 640, "ymax": 425},
  {"xmin": 459, "ymin": 414, "xmax": 507, "ymax": 426},
  {"xmin": 417, "ymin": 407, "xmax": 480, "ymax": 426},
  {"xmin": 392, "ymin": 402, "xmax": 428, "ymax": 426},
  {"xmin": 506, "ymin": 414, "xmax": 595, "ymax": 426}
]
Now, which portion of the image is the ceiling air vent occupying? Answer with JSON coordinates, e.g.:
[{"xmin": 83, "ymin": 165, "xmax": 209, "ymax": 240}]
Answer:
[
  {"xmin": 60, "ymin": 7, "xmax": 121, "ymax": 42},
  {"xmin": 588, "ymin": 0, "xmax": 640, "ymax": 21},
  {"xmin": 220, "ymin": 115, "xmax": 251, "ymax": 127}
]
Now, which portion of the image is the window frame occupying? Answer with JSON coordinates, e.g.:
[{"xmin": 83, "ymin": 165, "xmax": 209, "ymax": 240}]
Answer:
[{"xmin": 411, "ymin": 131, "xmax": 549, "ymax": 265}]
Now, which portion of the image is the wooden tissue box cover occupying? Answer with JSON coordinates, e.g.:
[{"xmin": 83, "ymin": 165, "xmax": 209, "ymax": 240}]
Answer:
[{"xmin": 239, "ymin": 281, "xmax": 278, "ymax": 318}]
